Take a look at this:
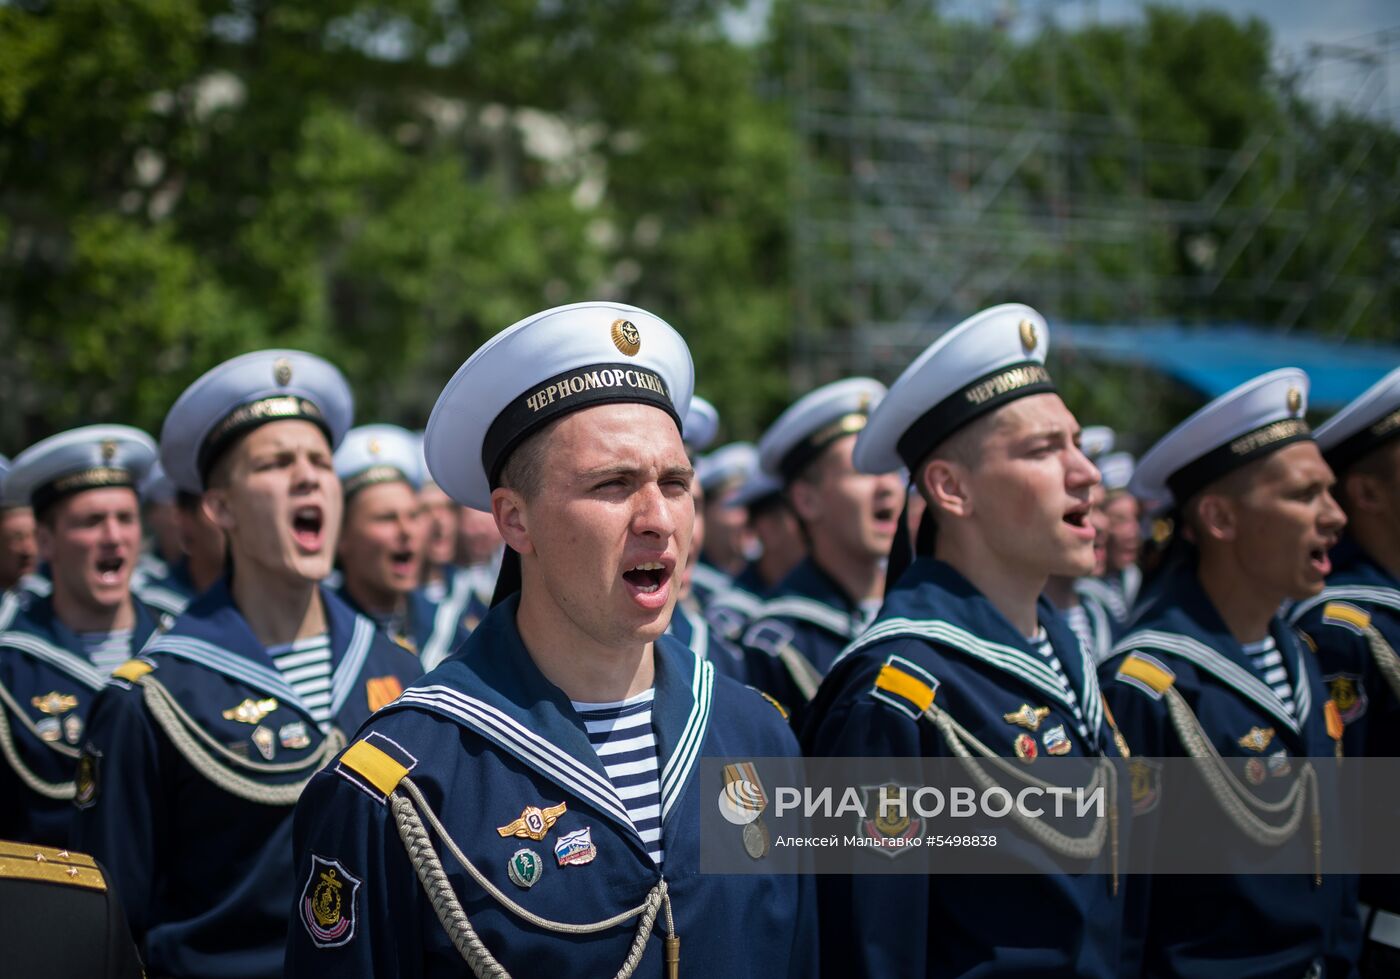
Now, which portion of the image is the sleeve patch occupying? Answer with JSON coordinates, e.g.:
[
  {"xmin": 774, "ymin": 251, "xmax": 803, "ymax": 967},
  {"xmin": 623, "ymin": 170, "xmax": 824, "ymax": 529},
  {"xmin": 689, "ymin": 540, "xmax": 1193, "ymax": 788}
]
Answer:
[
  {"xmin": 1116, "ymin": 653, "xmax": 1176, "ymax": 700},
  {"xmin": 299, "ymin": 854, "xmax": 362, "ymax": 948},
  {"xmin": 870, "ymin": 655, "xmax": 939, "ymax": 719},
  {"xmin": 1323, "ymin": 601, "xmax": 1371, "ymax": 635},
  {"xmin": 111, "ymin": 659, "xmax": 154, "ymax": 683},
  {"xmin": 336, "ymin": 731, "xmax": 417, "ymax": 803}
]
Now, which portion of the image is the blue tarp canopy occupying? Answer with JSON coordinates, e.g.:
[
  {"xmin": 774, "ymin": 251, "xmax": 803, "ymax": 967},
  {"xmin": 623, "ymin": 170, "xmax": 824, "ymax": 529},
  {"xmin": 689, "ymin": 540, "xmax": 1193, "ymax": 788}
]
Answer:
[{"xmin": 1058, "ymin": 324, "xmax": 1400, "ymax": 409}]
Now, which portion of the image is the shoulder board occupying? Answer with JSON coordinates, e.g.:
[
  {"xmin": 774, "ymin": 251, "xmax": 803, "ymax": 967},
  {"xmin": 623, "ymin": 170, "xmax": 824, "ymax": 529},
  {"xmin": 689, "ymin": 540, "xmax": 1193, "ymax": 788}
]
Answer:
[
  {"xmin": 869, "ymin": 654, "xmax": 939, "ymax": 720},
  {"xmin": 0, "ymin": 841, "xmax": 106, "ymax": 892},
  {"xmin": 111, "ymin": 659, "xmax": 155, "ymax": 683},
  {"xmin": 1115, "ymin": 652, "xmax": 1176, "ymax": 700},
  {"xmin": 750, "ymin": 687, "xmax": 790, "ymax": 721},
  {"xmin": 336, "ymin": 731, "xmax": 419, "ymax": 804},
  {"xmin": 1322, "ymin": 601, "xmax": 1371, "ymax": 634}
]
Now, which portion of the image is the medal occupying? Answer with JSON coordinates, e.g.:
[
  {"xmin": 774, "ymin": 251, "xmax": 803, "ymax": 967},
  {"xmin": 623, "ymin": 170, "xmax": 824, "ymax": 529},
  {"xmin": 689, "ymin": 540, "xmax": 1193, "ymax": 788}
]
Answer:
[
  {"xmin": 507, "ymin": 848, "xmax": 543, "ymax": 888},
  {"xmin": 743, "ymin": 819, "xmax": 770, "ymax": 859}
]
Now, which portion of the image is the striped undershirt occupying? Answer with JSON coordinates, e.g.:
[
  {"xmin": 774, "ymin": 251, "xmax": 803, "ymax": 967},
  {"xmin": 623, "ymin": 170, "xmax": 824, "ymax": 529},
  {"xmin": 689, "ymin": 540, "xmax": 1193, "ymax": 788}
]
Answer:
[
  {"xmin": 572, "ymin": 689, "xmax": 664, "ymax": 866},
  {"xmin": 1032, "ymin": 627, "xmax": 1091, "ymax": 743},
  {"xmin": 1243, "ymin": 635, "xmax": 1296, "ymax": 718},
  {"xmin": 267, "ymin": 634, "xmax": 333, "ymax": 729},
  {"xmin": 78, "ymin": 629, "xmax": 134, "ymax": 675}
]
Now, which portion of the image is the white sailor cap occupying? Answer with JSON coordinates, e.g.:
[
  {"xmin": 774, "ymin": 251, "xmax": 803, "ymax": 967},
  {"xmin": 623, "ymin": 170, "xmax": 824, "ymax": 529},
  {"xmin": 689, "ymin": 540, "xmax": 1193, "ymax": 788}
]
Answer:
[
  {"xmin": 854, "ymin": 303, "xmax": 1054, "ymax": 475},
  {"xmin": 6, "ymin": 424, "xmax": 157, "ymax": 514},
  {"xmin": 413, "ymin": 431, "xmax": 435, "ymax": 489},
  {"xmin": 1097, "ymin": 451, "xmax": 1136, "ymax": 495},
  {"xmin": 1131, "ymin": 368, "xmax": 1311, "ymax": 505},
  {"xmin": 1314, "ymin": 366, "xmax": 1400, "ymax": 473},
  {"xmin": 728, "ymin": 469, "xmax": 784, "ymax": 510},
  {"xmin": 1080, "ymin": 426, "xmax": 1115, "ymax": 460},
  {"xmin": 139, "ymin": 461, "xmax": 177, "ymax": 505},
  {"xmin": 160, "ymin": 349, "xmax": 354, "ymax": 494},
  {"xmin": 335, "ymin": 424, "xmax": 423, "ymax": 497},
  {"xmin": 424, "ymin": 301, "xmax": 694, "ymax": 510},
  {"xmin": 759, "ymin": 377, "xmax": 886, "ymax": 483},
  {"xmin": 684, "ymin": 396, "xmax": 720, "ymax": 454},
  {"xmin": 697, "ymin": 442, "xmax": 758, "ymax": 494}
]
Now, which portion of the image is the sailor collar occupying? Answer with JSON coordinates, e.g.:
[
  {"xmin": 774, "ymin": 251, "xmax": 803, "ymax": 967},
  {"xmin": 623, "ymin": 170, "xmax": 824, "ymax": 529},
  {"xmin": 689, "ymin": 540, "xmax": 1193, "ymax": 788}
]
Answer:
[
  {"xmin": 140, "ymin": 579, "xmax": 376, "ymax": 726},
  {"xmin": 1112, "ymin": 561, "xmax": 1313, "ymax": 736},
  {"xmin": 759, "ymin": 557, "xmax": 867, "ymax": 639},
  {"xmin": 391, "ymin": 595, "xmax": 715, "ymax": 845},
  {"xmin": 0, "ymin": 592, "xmax": 161, "ymax": 691},
  {"xmin": 840, "ymin": 557, "xmax": 1104, "ymax": 740}
]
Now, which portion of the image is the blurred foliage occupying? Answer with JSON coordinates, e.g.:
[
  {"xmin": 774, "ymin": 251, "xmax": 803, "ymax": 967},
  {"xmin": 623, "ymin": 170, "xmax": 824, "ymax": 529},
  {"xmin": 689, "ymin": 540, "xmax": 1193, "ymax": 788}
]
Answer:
[{"xmin": 1, "ymin": 1, "xmax": 1397, "ymax": 452}]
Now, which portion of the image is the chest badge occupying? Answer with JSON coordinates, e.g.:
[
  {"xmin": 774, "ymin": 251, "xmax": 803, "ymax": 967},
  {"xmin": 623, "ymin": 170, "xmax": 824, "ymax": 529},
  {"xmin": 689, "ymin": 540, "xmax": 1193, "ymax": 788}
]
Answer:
[
  {"xmin": 1003, "ymin": 704, "xmax": 1050, "ymax": 731},
  {"xmin": 1013, "ymin": 733, "xmax": 1039, "ymax": 762},
  {"xmin": 366, "ymin": 676, "xmax": 404, "ymax": 712},
  {"xmin": 1041, "ymin": 724, "xmax": 1072, "ymax": 756},
  {"xmin": 507, "ymin": 848, "xmax": 544, "ymax": 888},
  {"xmin": 31, "ymin": 691, "xmax": 79, "ymax": 715},
  {"xmin": 1237, "ymin": 726, "xmax": 1275, "ymax": 753},
  {"xmin": 554, "ymin": 827, "xmax": 598, "ymax": 867},
  {"xmin": 498, "ymin": 802, "xmax": 568, "ymax": 841},
  {"xmin": 223, "ymin": 697, "xmax": 278, "ymax": 725}
]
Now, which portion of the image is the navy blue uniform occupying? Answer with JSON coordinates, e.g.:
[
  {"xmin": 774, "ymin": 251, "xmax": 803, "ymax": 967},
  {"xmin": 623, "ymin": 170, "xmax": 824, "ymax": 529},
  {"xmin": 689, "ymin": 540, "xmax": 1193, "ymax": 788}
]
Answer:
[
  {"xmin": 73, "ymin": 580, "xmax": 422, "ymax": 979},
  {"xmin": 338, "ymin": 584, "xmax": 469, "ymax": 669},
  {"xmin": 802, "ymin": 557, "xmax": 1128, "ymax": 978},
  {"xmin": 688, "ymin": 558, "xmax": 732, "ymax": 612},
  {"xmin": 286, "ymin": 596, "xmax": 817, "ymax": 977},
  {"xmin": 1289, "ymin": 535, "xmax": 1400, "ymax": 972},
  {"xmin": 1069, "ymin": 577, "xmax": 1121, "ymax": 666},
  {"xmin": 132, "ymin": 554, "xmax": 201, "ymax": 616},
  {"xmin": 1103, "ymin": 560, "xmax": 1358, "ymax": 979},
  {"xmin": 743, "ymin": 557, "xmax": 873, "ymax": 725},
  {"xmin": 0, "ymin": 590, "xmax": 162, "ymax": 847},
  {"xmin": 667, "ymin": 595, "xmax": 748, "ymax": 683}
]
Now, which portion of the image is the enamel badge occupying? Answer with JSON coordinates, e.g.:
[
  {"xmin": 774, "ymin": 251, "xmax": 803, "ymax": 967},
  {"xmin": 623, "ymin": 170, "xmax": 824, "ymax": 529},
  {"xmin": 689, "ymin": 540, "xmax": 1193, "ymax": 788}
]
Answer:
[
  {"xmin": 507, "ymin": 848, "xmax": 543, "ymax": 888},
  {"xmin": 1041, "ymin": 724, "xmax": 1072, "ymax": 756},
  {"xmin": 252, "ymin": 725, "xmax": 276, "ymax": 761},
  {"xmin": 1237, "ymin": 727, "xmax": 1275, "ymax": 753},
  {"xmin": 31, "ymin": 691, "xmax": 78, "ymax": 715},
  {"xmin": 1014, "ymin": 733, "xmax": 1038, "ymax": 762},
  {"xmin": 300, "ymin": 855, "xmax": 361, "ymax": 948},
  {"xmin": 1003, "ymin": 704, "xmax": 1050, "ymax": 732},
  {"xmin": 498, "ymin": 802, "xmax": 568, "ymax": 841},
  {"xmin": 223, "ymin": 697, "xmax": 278, "ymax": 725},
  {"xmin": 280, "ymin": 721, "xmax": 311, "ymax": 750},
  {"xmin": 554, "ymin": 827, "xmax": 597, "ymax": 867}
]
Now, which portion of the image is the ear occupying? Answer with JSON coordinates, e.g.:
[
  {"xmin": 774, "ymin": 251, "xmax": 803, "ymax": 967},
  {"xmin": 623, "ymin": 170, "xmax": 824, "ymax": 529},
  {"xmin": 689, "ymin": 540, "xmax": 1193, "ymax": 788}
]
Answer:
[
  {"xmin": 34, "ymin": 521, "xmax": 54, "ymax": 561},
  {"xmin": 786, "ymin": 478, "xmax": 822, "ymax": 525},
  {"xmin": 202, "ymin": 488, "xmax": 236, "ymax": 533},
  {"xmin": 492, "ymin": 488, "xmax": 534, "ymax": 556},
  {"xmin": 1344, "ymin": 469, "xmax": 1383, "ymax": 515},
  {"xmin": 919, "ymin": 458, "xmax": 973, "ymax": 519},
  {"xmin": 1194, "ymin": 493, "xmax": 1237, "ymax": 542}
]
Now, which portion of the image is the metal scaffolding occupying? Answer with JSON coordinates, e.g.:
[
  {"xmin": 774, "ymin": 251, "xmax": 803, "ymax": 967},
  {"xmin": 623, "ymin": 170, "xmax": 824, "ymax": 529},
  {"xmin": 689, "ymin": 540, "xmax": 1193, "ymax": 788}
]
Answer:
[{"xmin": 789, "ymin": 0, "xmax": 1400, "ymax": 388}]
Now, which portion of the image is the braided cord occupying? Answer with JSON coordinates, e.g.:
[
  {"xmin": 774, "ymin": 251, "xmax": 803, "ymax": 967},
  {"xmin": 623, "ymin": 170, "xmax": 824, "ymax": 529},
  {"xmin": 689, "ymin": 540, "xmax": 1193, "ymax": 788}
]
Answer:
[
  {"xmin": 0, "ymin": 679, "xmax": 76, "ymax": 799},
  {"xmin": 138, "ymin": 676, "xmax": 344, "ymax": 805},
  {"xmin": 390, "ymin": 776, "xmax": 666, "ymax": 978},
  {"xmin": 1364, "ymin": 624, "xmax": 1400, "ymax": 705}
]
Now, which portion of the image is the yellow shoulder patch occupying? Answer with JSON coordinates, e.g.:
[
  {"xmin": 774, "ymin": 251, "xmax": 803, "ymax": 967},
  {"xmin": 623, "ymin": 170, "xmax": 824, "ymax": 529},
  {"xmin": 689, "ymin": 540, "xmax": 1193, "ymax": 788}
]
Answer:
[
  {"xmin": 1323, "ymin": 602, "xmax": 1371, "ymax": 632},
  {"xmin": 870, "ymin": 656, "xmax": 940, "ymax": 719},
  {"xmin": 340, "ymin": 738, "xmax": 409, "ymax": 798},
  {"xmin": 755, "ymin": 689, "xmax": 790, "ymax": 721},
  {"xmin": 111, "ymin": 659, "xmax": 153, "ymax": 682},
  {"xmin": 0, "ymin": 842, "xmax": 106, "ymax": 892},
  {"xmin": 1117, "ymin": 654, "xmax": 1176, "ymax": 694}
]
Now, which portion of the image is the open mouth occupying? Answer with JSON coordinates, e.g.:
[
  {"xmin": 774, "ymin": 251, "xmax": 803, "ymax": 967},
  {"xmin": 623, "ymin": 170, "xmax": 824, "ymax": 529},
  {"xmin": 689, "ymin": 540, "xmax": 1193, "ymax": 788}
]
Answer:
[
  {"xmin": 94, "ymin": 555, "xmax": 125, "ymax": 584},
  {"xmin": 1062, "ymin": 504, "xmax": 1094, "ymax": 538},
  {"xmin": 292, "ymin": 506, "xmax": 325, "ymax": 552},
  {"xmin": 1307, "ymin": 546, "xmax": 1332, "ymax": 577},
  {"xmin": 622, "ymin": 559, "xmax": 673, "ymax": 609},
  {"xmin": 872, "ymin": 505, "xmax": 898, "ymax": 530},
  {"xmin": 389, "ymin": 549, "xmax": 417, "ymax": 575}
]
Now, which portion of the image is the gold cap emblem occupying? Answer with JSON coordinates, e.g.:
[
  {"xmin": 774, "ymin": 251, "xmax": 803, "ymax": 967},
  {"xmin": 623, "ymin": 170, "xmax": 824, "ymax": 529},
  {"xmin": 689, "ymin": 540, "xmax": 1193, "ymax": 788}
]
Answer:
[
  {"xmin": 611, "ymin": 319, "xmax": 641, "ymax": 357},
  {"xmin": 1286, "ymin": 386, "xmax": 1302, "ymax": 414},
  {"xmin": 1151, "ymin": 516, "xmax": 1174, "ymax": 545},
  {"xmin": 1019, "ymin": 318, "xmax": 1038, "ymax": 353},
  {"xmin": 273, "ymin": 357, "xmax": 293, "ymax": 386},
  {"xmin": 99, "ymin": 439, "xmax": 117, "ymax": 462},
  {"xmin": 367, "ymin": 438, "xmax": 381, "ymax": 456}
]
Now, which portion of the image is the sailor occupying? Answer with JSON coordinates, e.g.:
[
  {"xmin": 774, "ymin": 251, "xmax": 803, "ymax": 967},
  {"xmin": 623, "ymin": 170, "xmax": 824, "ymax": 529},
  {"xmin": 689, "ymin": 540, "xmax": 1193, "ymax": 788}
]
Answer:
[
  {"xmin": 802, "ymin": 304, "xmax": 1129, "ymax": 977},
  {"xmin": 1045, "ymin": 478, "xmax": 1120, "ymax": 666},
  {"xmin": 1287, "ymin": 365, "xmax": 1400, "ymax": 978},
  {"xmin": 127, "ymin": 461, "xmax": 201, "ymax": 618},
  {"xmin": 333, "ymin": 424, "xmax": 467, "ymax": 665},
  {"xmin": 690, "ymin": 440, "xmax": 758, "ymax": 605},
  {"xmin": 73, "ymin": 349, "xmax": 422, "ymax": 979},
  {"xmin": 418, "ymin": 435, "xmax": 493, "ymax": 648},
  {"xmin": 0, "ymin": 425, "xmax": 161, "ymax": 847},
  {"xmin": 1101, "ymin": 368, "xmax": 1357, "ymax": 977},
  {"xmin": 740, "ymin": 378, "xmax": 903, "ymax": 723},
  {"xmin": 286, "ymin": 302, "xmax": 816, "ymax": 976},
  {"xmin": 0, "ymin": 455, "xmax": 38, "ymax": 593},
  {"xmin": 1097, "ymin": 450, "xmax": 1143, "ymax": 618},
  {"xmin": 703, "ymin": 466, "xmax": 805, "ymax": 643}
]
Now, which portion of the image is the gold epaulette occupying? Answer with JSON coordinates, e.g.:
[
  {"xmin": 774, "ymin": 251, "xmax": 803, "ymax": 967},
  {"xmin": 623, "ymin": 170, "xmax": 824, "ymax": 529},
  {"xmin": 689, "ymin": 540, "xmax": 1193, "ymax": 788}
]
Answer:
[
  {"xmin": 869, "ymin": 655, "xmax": 940, "ymax": 719},
  {"xmin": 0, "ymin": 840, "xmax": 106, "ymax": 892},
  {"xmin": 111, "ymin": 659, "xmax": 154, "ymax": 683},
  {"xmin": 753, "ymin": 689, "xmax": 790, "ymax": 721},
  {"xmin": 1323, "ymin": 602, "xmax": 1371, "ymax": 632},
  {"xmin": 1116, "ymin": 653, "xmax": 1176, "ymax": 695},
  {"xmin": 335, "ymin": 733, "xmax": 416, "ymax": 803}
]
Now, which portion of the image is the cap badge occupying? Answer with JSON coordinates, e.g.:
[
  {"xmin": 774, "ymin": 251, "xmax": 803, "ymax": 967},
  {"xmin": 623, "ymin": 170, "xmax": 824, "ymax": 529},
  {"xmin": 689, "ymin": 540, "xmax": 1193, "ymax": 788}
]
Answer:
[
  {"xmin": 274, "ymin": 357, "xmax": 294, "ymax": 386},
  {"xmin": 367, "ymin": 438, "xmax": 381, "ymax": 456},
  {"xmin": 100, "ymin": 439, "xmax": 117, "ymax": 462},
  {"xmin": 1286, "ymin": 386, "xmax": 1302, "ymax": 415},
  {"xmin": 611, "ymin": 319, "xmax": 642, "ymax": 357},
  {"xmin": 1019, "ymin": 318, "xmax": 1038, "ymax": 353}
]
